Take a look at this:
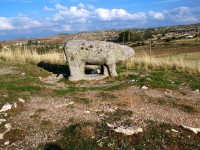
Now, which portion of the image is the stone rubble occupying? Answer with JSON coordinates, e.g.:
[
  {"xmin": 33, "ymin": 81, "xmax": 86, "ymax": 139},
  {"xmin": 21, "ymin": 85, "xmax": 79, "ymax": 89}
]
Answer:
[
  {"xmin": 141, "ymin": 86, "xmax": 148, "ymax": 90},
  {"xmin": 181, "ymin": 125, "xmax": 200, "ymax": 134},
  {"xmin": 0, "ymin": 103, "xmax": 12, "ymax": 112},
  {"xmin": 18, "ymin": 98, "xmax": 25, "ymax": 103},
  {"xmin": 0, "ymin": 123, "xmax": 12, "ymax": 140},
  {"xmin": 106, "ymin": 123, "xmax": 143, "ymax": 135}
]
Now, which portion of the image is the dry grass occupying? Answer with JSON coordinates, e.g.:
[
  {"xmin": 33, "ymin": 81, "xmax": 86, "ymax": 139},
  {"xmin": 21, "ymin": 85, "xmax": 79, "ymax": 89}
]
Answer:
[
  {"xmin": 124, "ymin": 52, "xmax": 200, "ymax": 74},
  {"xmin": 0, "ymin": 48, "xmax": 199, "ymax": 74},
  {"xmin": 0, "ymin": 48, "xmax": 65, "ymax": 64}
]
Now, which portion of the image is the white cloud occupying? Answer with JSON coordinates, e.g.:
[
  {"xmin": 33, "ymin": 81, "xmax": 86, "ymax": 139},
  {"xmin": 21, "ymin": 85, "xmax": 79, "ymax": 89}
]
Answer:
[
  {"xmin": 164, "ymin": 6, "xmax": 199, "ymax": 22},
  {"xmin": 95, "ymin": 8, "xmax": 146, "ymax": 21},
  {"xmin": 0, "ymin": 17, "xmax": 14, "ymax": 30},
  {"xmin": 77, "ymin": 3, "xmax": 85, "ymax": 9},
  {"xmin": 43, "ymin": 6, "xmax": 54, "ymax": 11},
  {"xmin": 148, "ymin": 11, "xmax": 165, "ymax": 20},
  {"xmin": 87, "ymin": 4, "xmax": 95, "ymax": 10},
  {"xmin": 55, "ymin": 3, "xmax": 67, "ymax": 10},
  {"xmin": 53, "ymin": 4, "xmax": 90, "ymax": 21},
  {"xmin": 52, "ymin": 24, "xmax": 72, "ymax": 32}
]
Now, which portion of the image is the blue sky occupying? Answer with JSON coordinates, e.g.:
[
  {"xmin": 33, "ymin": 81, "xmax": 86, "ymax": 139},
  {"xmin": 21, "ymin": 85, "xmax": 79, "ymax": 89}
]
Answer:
[{"xmin": 0, "ymin": 0, "xmax": 200, "ymax": 41}]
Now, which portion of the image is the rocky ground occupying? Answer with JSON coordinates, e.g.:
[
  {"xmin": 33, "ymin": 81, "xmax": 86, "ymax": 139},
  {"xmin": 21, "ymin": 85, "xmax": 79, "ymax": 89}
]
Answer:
[{"xmin": 0, "ymin": 61, "xmax": 199, "ymax": 149}]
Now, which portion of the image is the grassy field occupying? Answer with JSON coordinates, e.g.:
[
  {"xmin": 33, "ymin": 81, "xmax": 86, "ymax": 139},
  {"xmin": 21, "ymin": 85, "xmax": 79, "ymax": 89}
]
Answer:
[{"xmin": 0, "ymin": 45, "xmax": 200, "ymax": 149}]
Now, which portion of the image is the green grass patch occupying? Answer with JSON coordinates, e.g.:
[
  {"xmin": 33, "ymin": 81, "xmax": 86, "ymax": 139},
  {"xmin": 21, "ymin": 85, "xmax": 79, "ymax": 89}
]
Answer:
[
  {"xmin": 173, "ymin": 103, "xmax": 197, "ymax": 113},
  {"xmin": 73, "ymin": 97, "xmax": 91, "ymax": 105},
  {"xmin": 105, "ymin": 109, "xmax": 133, "ymax": 122},
  {"xmin": 97, "ymin": 92, "xmax": 117, "ymax": 100},
  {"xmin": 41, "ymin": 120, "xmax": 52, "ymax": 126},
  {"xmin": 48, "ymin": 120, "xmax": 200, "ymax": 150}
]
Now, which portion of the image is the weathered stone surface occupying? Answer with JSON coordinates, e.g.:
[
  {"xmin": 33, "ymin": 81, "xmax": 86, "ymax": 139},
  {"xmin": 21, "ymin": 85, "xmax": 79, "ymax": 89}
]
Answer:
[
  {"xmin": 0, "ymin": 103, "xmax": 12, "ymax": 112},
  {"xmin": 63, "ymin": 40, "xmax": 135, "ymax": 81},
  {"xmin": 181, "ymin": 125, "xmax": 200, "ymax": 134},
  {"xmin": 114, "ymin": 126, "xmax": 143, "ymax": 135}
]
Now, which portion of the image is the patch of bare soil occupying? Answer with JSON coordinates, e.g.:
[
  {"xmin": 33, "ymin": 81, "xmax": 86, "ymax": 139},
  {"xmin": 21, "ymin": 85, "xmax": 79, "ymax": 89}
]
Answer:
[
  {"xmin": 0, "ymin": 67, "xmax": 18, "ymax": 75},
  {"xmin": 2, "ymin": 79, "xmax": 200, "ymax": 149}
]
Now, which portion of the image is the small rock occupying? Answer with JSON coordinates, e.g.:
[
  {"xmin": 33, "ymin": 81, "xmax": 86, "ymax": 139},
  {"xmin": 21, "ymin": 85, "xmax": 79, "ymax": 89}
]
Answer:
[
  {"xmin": 84, "ymin": 110, "xmax": 91, "ymax": 114},
  {"xmin": 106, "ymin": 123, "xmax": 116, "ymax": 128},
  {"xmin": 193, "ymin": 89, "xmax": 199, "ymax": 95},
  {"xmin": 57, "ymin": 74, "xmax": 64, "ymax": 80},
  {"xmin": 0, "ymin": 134, "xmax": 4, "ymax": 140},
  {"xmin": 114, "ymin": 126, "xmax": 143, "ymax": 135},
  {"xmin": 68, "ymin": 101, "xmax": 74, "ymax": 105},
  {"xmin": 181, "ymin": 125, "xmax": 200, "ymax": 134},
  {"xmin": 18, "ymin": 98, "xmax": 25, "ymax": 103},
  {"xmin": 0, "ymin": 119, "xmax": 6, "ymax": 125},
  {"xmin": 0, "ymin": 103, "xmax": 12, "ymax": 112},
  {"xmin": 146, "ymin": 78, "xmax": 152, "ymax": 81},
  {"xmin": 141, "ymin": 86, "xmax": 148, "ymax": 90},
  {"xmin": 5, "ymin": 123, "xmax": 12, "ymax": 131},
  {"xmin": 3, "ymin": 94, "xmax": 8, "ymax": 98},
  {"xmin": 171, "ymin": 129, "xmax": 178, "ymax": 133},
  {"xmin": 21, "ymin": 72, "xmax": 25, "ymax": 76},
  {"xmin": 14, "ymin": 103, "xmax": 17, "ymax": 108},
  {"xmin": 165, "ymin": 130, "xmax": 170, "ymax": 133},
  {"xmin": 4, "ymin": 141, "xmax": 9, "ymax": 145},
  {"xmin": 165, "ymin": 89, "xmax": 172, "ymax": 94}
]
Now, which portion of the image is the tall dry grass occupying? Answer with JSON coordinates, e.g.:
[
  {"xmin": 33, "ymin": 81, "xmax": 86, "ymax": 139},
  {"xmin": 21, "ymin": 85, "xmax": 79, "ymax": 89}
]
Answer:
[
  {"xmin": 0, "ymin": 48, "xmax": 199, "ymax": 74},
  {"xmin": 0, "ymin": 48, "xmax": 65, "ymax": 64},
  {"xmin": 124, "ymin": 52, "xmax": 200, "ymax": 74}
]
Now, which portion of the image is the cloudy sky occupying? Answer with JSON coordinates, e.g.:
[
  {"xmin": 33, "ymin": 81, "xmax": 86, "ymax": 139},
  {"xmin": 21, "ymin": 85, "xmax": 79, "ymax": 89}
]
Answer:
[{"xmin": 0, "ymin": 0, "xmax": 200, "ymax": 41}]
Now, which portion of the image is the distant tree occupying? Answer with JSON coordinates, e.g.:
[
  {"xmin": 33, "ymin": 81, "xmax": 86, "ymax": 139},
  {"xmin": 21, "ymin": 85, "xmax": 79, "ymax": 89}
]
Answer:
[
  {"xmin": 143, "ymin": 29, "xmax": 153, "ymax": 40},
  {"xmin": 0, "ymin": 44, "xmax": 2, "ymax": 50},
  {"xmin": 27, "ymin": 40, "xmax": 33, "ymax": 46},
  {"xmin": 131, "ymin": 32, "xmax": 144, "ymax": 42},
  {"xmin": 118, "ymin": 30, "xmax": 133, "ymax": 42}
]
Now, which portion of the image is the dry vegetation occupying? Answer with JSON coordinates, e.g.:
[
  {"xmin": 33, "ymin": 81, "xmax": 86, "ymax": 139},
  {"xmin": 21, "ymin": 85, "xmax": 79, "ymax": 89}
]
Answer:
[
  {"xmin": 124, "ymin": 52, "xmax": 200, "ymax": 74},
  {"xmin": 0, "ymin": 48, "xmax": 199, "ymax": 74},
  {"xmin": 0, "ymin": 48, "xmax": 65, "ymax": 64}
]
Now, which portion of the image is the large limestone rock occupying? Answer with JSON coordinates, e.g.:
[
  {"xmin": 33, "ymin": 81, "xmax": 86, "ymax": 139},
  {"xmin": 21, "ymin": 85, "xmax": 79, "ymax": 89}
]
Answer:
[{"xmin": 63, "ymin": 40, "xmax": 135, "ymax": 81}]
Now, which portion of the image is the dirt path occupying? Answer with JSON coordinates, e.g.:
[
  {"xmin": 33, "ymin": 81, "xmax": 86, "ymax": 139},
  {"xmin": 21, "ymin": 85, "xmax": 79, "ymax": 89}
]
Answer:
[{"xmin": 4, "ymin": 82, "xmax": 200, "ymax": 149}]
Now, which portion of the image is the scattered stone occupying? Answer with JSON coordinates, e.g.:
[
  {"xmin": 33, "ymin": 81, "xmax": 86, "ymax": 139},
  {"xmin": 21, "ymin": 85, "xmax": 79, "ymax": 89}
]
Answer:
[
  {"xmin": 3, "ymin": 94, "xmax": 8, "ymax": 98},
  {"xmin": 165, "ymin": 130, "xmax": 170, "ymax": 133},
  {"xmin": 57, "ymin": 74, "xmax": 64, "ymax": 80},
  {"xmin": 106, "ymin": 123, "xmax": 116, "ymax": 128},
  {"xmin": 0, "ymin": 103, "xmax": 12, "ymax": 112},
  {"xmin": 0, "ymin": 134, "xmax": 3, "ymax": 140},
  {"xmin": 171, "ymin": 129, "xmax": 178, "ymax": 133},
  {"xmin": 18, "ymin": 98, "xmax": 25, "ymax": 103},
  {"xmin": 181, "ymin": 125, "xmax": 200, "ymax": 134},
  {"xmin": 193, "ymin": 89, "xmax": 199, "ymax": 95},
  {"xmin": 0, "ymin": 123, "xmax": 12, "ymax": 140},
  {"xmin": 5, "ymin": 123, "xmax": 12, "ymax": 131},
  {"xmin": 165, "ymin": 89, "xmax": 172, "ymax": 94},
  {"xmin": 141, "ymin": 86, "xmax": 148, "ymax": 90},
  {"xmin": 68, "ymin": 101, "xmax": 75, "ymax": 105},
  {"xmin": 55, "ymin": 101, "xmax": 75, "ymax": 108},
  {"xmin": 4, "ymin": 141, "xmax": 9, "ymax": 145},
  {"xmin": 21, "ymin": 72, "xmax": 26, "ymax": 76},
  {"xmin": 146, "ymin": 78, "xmax": 152, "ymax": 81},
  {"xmin": 114, "ymin": 126, "xmax": 143, "ymax": 135},
  {"xmin": 14, "ymin": 103, "xmax": 17, "ymax": 108},
  {"xmin": 84, "ymin": 110, "xmax": 91, "ymax": 114},
  {"xmin": 0, "ymin": 119, "xmax": 6, "ymax": 125},
  {"xmin": 104, "ymin": 106, "xmax": 118, "ymax": 112},
  {"xmin": 4, "ymin": 113, "xmax": 8, "ymax": 117}
]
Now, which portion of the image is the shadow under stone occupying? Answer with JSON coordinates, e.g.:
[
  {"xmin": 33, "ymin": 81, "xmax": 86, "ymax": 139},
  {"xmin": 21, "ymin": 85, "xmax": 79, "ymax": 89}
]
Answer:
[
  {"xmin": 37, "ymin": 61, "xmax": 70, "ymax": 78},
  {"xmin": 43, "ymin": 143, "xmax": 63, "ymax": 150}
]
